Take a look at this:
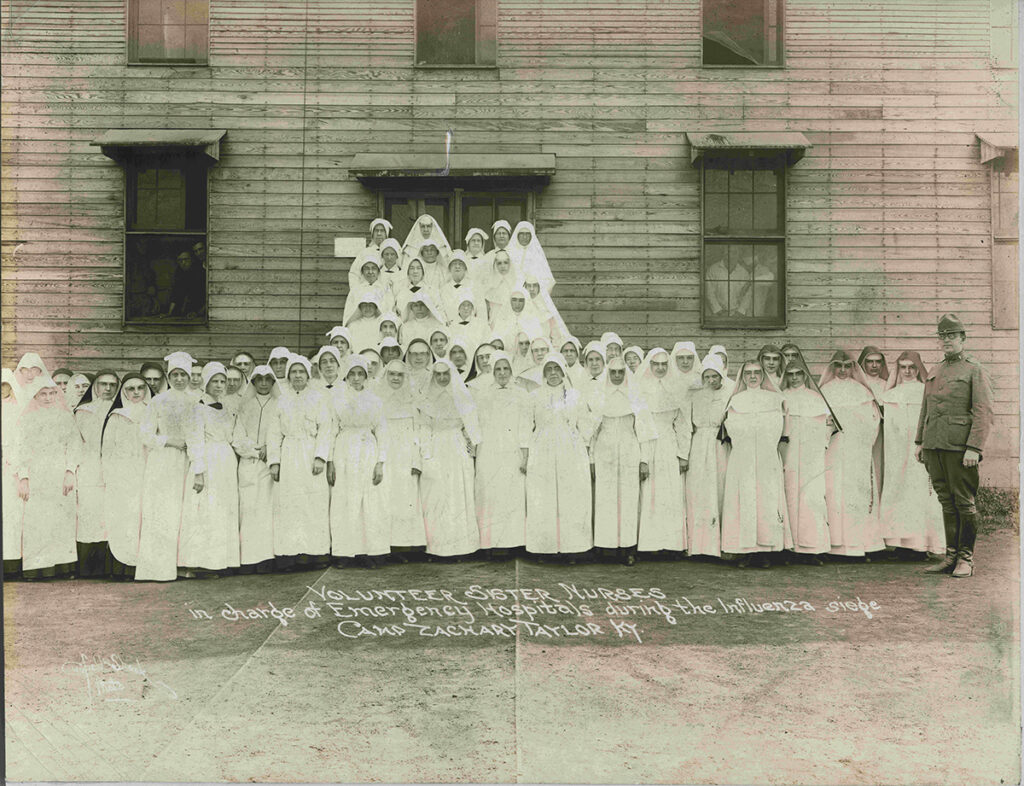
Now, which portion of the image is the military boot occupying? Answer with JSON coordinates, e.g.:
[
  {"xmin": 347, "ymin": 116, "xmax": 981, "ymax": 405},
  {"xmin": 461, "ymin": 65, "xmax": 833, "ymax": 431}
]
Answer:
[
  {"xmin": 952, "ymin": 548, "xmax": 974, "ymax": 578},
  {"xmin": 924, "ymin": 547, "xmax": 958, "ymax": 574}
]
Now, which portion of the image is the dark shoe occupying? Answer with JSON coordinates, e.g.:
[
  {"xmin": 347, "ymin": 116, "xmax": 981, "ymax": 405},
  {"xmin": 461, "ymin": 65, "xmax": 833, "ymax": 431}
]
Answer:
[
  {"xmin": 952, "ymin": 549, "xmax": 974, "ymax": 578},
  {"xmin": 805, "ymin": 555, "xmax": 825, "ymax": 566},
  {"xmin": 925, "ymin": 547, "xmax": 958, "ymax": 574}
]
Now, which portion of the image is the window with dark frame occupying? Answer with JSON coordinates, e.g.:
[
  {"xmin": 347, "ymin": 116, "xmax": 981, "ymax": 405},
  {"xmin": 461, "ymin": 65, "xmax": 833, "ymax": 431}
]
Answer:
[
  {"xmin": 702, "ymin": 0, "xmax": 783, "ymax": 66},
  {"xmin": 416, "ymin": 0, "xmax": 497, "ymax": 66},
  {"xmin": 128, "ymin": 0, "xmax": 209, "ymax": 64},
  {"xmin": 702, "ymin": 154, "xmax": 786, "ymax": 328},
  {"xmin": 124, "ymin": 153, "xmax": 209, "ymax": 324}
]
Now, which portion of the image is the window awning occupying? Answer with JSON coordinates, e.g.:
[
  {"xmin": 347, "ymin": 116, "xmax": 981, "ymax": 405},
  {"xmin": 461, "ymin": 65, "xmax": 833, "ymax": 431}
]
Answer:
[
  {"xmin": 350, "ymin": 153, "xmax": 556, "ymax": 186},
  {"xmin": 977, "ymin": 132, "xmax": 1018, "ymax": 164},
  {"xmin": 686, "ymin": 132, "xmax": 812, "ymax": 166},
  {"xmin": 91, "ymin": 130, "xmax": 227, "ymax": 162}
]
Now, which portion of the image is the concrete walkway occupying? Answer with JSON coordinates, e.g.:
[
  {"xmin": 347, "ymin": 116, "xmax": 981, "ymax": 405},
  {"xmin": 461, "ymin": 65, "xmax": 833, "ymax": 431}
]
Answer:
[{"xmin": 4, "ymin": 531, "xmax": 1020, "ymax": 784}]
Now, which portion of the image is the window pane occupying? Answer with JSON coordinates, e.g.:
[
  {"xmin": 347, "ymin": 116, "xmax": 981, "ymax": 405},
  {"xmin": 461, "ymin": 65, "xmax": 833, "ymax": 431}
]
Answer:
[
  {"xmin": 465, "ymin": 203, "xmax": 494, "ymax": 246},
  {"xmin": 495, "ymin": 198, "xmax": 526, "ymax": 227},
  {"xmin": 705, "ymin": 194, "xmax": 729, "ymax": 234},
  {"xmin": 185, "ymin": 0, "xmax": 208, "ymax": 24},
  {"xmin": 728, "ymin": 192, "xmax": 753, "ymax": 233},
  {"xmin": 753, "ymin": 169, "xmax": 778, "ymax": 193},
  {"xmin": 703, "ymin": 0, "xmax": 772, "ymax": 65},
  {"xmin": 729, "ymin": 281, "xmax": 753, "ymax": 316},
  {"xmin": 162, "ymin": 0, "xmax": 186, "ymax": 23},
  {"xmin": 705, "ymin": 280, "xmax": 729, "ymax": 316},
  {"xmin": 137, "ymin": 0, "xmax": 162, "ymax": 25},
  {"xmin": 137, "ymin": 24, "xmax": 166, "ymax": 60},
  {"xmin": 185, "ymin": 24, "xmax": 208, "ymax": 62},
  {"xmin": 753, "ymin": 193, "xmax": 779, "ymax": 231},
  {"xmin": 753, "ymin": 282, "xmax": 778, "ymax": 318},
  {"xmin": 753, "ymin": 244, "xmax": 778, "ymax": 279},
  {"xmin": 705, "ymin": 168, "xmax": 729, "ymax": 193},
  {"xmin": 417, "ymin": 0, "xmax": 476, "ymax": 65},
  {"xmin": 423, "ymin": 197, "xmax": 451, "ymax": 239},
  {"xmin": 163, "ymin": 24, "xmax": 187, "ymax": 60},
  {"xmin": 126, "ymin": 234, "xmax": 206, "ymax": 322},
  {"xmin": 728, "ymin": 243, "xmax": 753, "ymax": 280},
  {"xmin": 705, "ymin": 244, "xmax": 729, "ymax": 279}
]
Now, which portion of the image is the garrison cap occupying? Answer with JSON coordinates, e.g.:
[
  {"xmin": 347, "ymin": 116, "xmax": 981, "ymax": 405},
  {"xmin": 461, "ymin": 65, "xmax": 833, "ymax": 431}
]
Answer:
[{"xmin": 937, "ymin": 313, "xmax": 966, "ymax": 335}]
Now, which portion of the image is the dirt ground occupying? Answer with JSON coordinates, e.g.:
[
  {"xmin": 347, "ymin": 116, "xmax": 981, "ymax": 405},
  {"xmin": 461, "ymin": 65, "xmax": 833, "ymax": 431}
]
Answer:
[{"xmin": 4, "ymin": 529, "xmax": 1020, "ymax": 784}]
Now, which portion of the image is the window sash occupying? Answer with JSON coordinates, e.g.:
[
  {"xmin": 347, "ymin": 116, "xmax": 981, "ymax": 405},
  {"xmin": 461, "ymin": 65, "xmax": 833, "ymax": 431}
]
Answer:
[
  {"xmin": 701, "ymin": 159, "xmax": 787, "ymax": 328},
  {"xmin": 128, "ymin": 0, "xmax": 209, "ymax": 64},
  {"xmin": 415, "ymin": 0, "xmax": 498, "ymax": 66},
  {"xmin": 702, "ymin": 0, "xmax": 784, "ymax": 67}
]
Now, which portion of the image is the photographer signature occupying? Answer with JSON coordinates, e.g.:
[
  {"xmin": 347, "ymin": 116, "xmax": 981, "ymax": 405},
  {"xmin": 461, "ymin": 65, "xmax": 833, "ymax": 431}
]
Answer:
[{"xmin": 61, "ymin": 654, "xmax": 178, "ymax": 703}]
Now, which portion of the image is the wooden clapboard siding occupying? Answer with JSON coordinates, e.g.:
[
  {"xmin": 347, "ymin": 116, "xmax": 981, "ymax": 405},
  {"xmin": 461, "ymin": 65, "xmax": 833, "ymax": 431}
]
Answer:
[{"xmin": 1, "ymin": 0, "xmax": 1019, "ymax": 484}]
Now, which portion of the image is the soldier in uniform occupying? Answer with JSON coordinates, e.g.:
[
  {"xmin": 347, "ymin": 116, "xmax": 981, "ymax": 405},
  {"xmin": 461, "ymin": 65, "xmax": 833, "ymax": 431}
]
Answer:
[{"xmin": 915, "ymin": 314, "xmax": 994, "ymax": 578}]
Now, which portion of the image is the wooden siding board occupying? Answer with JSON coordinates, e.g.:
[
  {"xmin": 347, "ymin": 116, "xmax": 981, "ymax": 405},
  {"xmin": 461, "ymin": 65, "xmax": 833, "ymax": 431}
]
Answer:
[{"xmin": 1, "ymin": 0, "xmax": 1018, "ymax": 480}]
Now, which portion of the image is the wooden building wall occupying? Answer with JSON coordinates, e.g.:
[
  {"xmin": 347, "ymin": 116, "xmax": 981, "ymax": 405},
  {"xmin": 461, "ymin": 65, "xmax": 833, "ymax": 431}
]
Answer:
[{"xmin": 1, "ymin": 0, "xmax": 1019, "ymax": 485}]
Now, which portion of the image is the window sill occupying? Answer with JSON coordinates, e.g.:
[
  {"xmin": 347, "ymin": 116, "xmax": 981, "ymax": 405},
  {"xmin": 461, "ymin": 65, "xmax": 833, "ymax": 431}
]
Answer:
[
  {"xmin": 701, "ymin": 321, "xmax": 788, "ymax": 331},
  {"xmin": 126, "ymin": 61, "xmax": 210, "ymax": 68},
  {"xmin": 124, "ymin": 317, "xmax": 209, "ymax": 330},
  {"xmin": 701, "ymin": 64, "xmax": 786, "ymax": 70},
  {"xmin": 414, "ymin": 63, "xmax": 499, "ymax": 70}
]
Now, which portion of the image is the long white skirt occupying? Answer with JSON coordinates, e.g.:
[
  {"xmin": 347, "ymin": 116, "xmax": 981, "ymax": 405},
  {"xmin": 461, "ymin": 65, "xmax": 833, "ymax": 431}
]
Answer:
[
  {"xmin": 3, "ymin": 460, "xmax": 24, "ymax": 561},
  {"xmin": 179, "ymin": 441, "xmax": 241, "ymax": 570},
  {"xmin": 273, "ymin": 435, "xmax": 330, "ymax": 556},
  {"xmin": 593, "ymin": 415, "xmax": 642, "ymax": 549},
  {"xmin": 685, "ymin": 426, "xmax": 726, "ymax": 557},
  {"xmin": 380, "ymin": 417, "xmax": 425, "ymax": 547},
  {"xmin": 638, "ymin": 410, "xmax": 687, "ymax": 552},
  {"xmin": 22, "ymin": 460, "xmax": 77, "ymax": 571},
  {"xmin": 135, "ymin": 445, "xmax": 189, "ymax": 581},
  {"xmin": 721, "ymin": 411, "xmax": 791, "ymax": 554},
  {"xmin": 826, "ymin": 431, "xmax": 885, "ymax": 556},
  {"xmin": 103, "ymin": 455, "xmax": 146, "ymax": 567},
  {"xmin": 475, "ymin": 438, "xmax": 526, "ymax": 549},
  {"xmin": 330, "ymin": 427, "xmax": 388, "ymax": 557},
  {"xmin": 420, "ymin": 426, "xmax": 480, "ymax": 556},
  {"xmin": 76, "ymin": 453, "xmax": 106, "ymax": 544},
  {"xmin": 783, "ymin": 415, "xmax": 831, "ymax": 554},
  {"xmin": 238, "ymin": 457, "xmax": 275, "ymax": 565},
  {"xmin": 525, "ymin": 427, "xmax": 593, "ymax": 554},
  {"xmin": 880, "ymin": 409, "xmax": 945, "ymax": 554}
]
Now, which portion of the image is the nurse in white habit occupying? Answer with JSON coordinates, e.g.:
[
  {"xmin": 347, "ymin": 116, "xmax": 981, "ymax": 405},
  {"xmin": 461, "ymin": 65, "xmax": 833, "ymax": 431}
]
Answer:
[
  {"xmin": 685, "ymin": 354, "xmax": 731, "ymax": 558},
  {"xmin": 417, "ymin": 359, "xmax": 482, "ymax": 560},
  {"xmin": 508, "ymin": 221, "xmax": 554, "ymax": 292},
  {"xmin": 377, "ymin": 360, "xmax": 426, "ymax": 560},
  {"xmin": 474, "ymin": 350, "xmax": 530, "ymax": 558},
  {"xmin": 403, "ymin": 339, "xmax": 435, "ymax": 398},
  {"xmin": 879, "ymin": 350, "xmax": 944, "ymax": 557},
  {"xmin": 579, "ymin": 341, "xmax": 608, "ymax": 409},
  {"xmin": 559, "ymin": 337, "xmax": 587, "ymax": 387},
  {"xmin": 178, "ymin": 362, "xmax": 241, "ymax": 578},
  {"xmin": 73, "ymin": 369, "xmax": 120, "ymax": 576},
  {"xmin": 402, "ymin": 213, "xmax": 452, "ymax": 258},
  {"xmin": 136, "ymin": 352, "xmax": 201, "ymax": 582},
  {"xmin": 636, "ymin": 348, "xmax": 691, "ymax": 557},
  {"xmin": 669, "ymin": 341, "xmax": 703, "ymax": 399},
  {"xmin": 267, "ymin": 355, "xmax": 332, "ymax": 571},
  {"xmin": 327, "ymin": 355, "xmax": 388, "ymax": 568},
  {"xmin": 99, "ymin": 373, "xmax": 152, "ymax": 580},
  {"xmin": 591, "ymin": 357, "xmax": 658, "ymax": 566},
  {"xmin": 819, "ymin": 350, "xmax": 885, "ymax": 560},
  {"xmin": 401, "ymin": 292, "xmax": 447, "ymax": 348},
  {"xmin": 464, "ymin": 227, "xmax": 490, "ymax": 282},
  {"xmin": 16, "ymin": 375, "xmax": 82, "ymax": 580},
  {"xmin": 719, "ymin": 360, "xmax": 791, "ymax": 568},
  {"xmin": 231, "ymin": 365, "xmax": 280, "ymax": 574},
  {"xmin": 313, "ymin": 345, "xmax": 344, "ymax": 391},
  {"xmin": 778, "ymin": 354, "xmax": 833, "ymax": 564},
  {"xmin": 349, "ymin": 218, "xmax": 394, "ymax": 290},
  {"xmin": 525, "ymin": 353, "xmax": 595, "ymax": 561},
  {"xmin": 2, "ymin": 369, "xmax": 24, "ymax": 578}
]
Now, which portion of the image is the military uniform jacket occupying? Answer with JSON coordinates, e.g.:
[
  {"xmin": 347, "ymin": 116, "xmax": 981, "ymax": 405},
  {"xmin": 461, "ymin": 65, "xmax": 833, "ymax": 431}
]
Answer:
[{"xmin": 914, "ymin": 353, "xmax": 994, "ymax": 454}]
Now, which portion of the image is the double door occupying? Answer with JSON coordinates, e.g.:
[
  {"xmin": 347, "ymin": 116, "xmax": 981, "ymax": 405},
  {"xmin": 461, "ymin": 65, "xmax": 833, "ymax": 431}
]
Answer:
[{"xmin": 383, "ymin": 191, "xmax": 530, "ymax": 252}]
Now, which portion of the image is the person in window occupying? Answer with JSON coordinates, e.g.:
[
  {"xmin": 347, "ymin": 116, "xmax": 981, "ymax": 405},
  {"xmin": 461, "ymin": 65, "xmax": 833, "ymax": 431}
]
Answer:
[
  {"xmin": 191, "ymin": 239, "xmax": 207, "ymax": 267},
  {"xmin": 135, "ymin": 352, "xmax": 201, "ymax": 582},
  {"xmin": 100, "ymin": 373, "xmax": 152, "ymax": 581},
  {"xmin": 819, "ymin": 350, "xmax": 885, "ymax": 561},
  {"xmin": 166, "ymin": 250, "xmax": 206, "ymax": 319},
  {"xmin": 779, "ymin": 355, "xmax": 833, "ymax": 565},
  {"xmin": 705, "ymin": 251, "xmax": 730, "ymax": 317},
  {"xmin": 880, "ymin": 350, "xmax": 944, "ymax": 561},
  {"xmin": 231, "ymin": 365, "xmax": 280, "ymax": 575},
  {"xmin": 417, "ymin": 359, "xmax": 481, "ymax": 562},
  {"xmin": 636, "ymin": 348, "xmax": 691, "ymax": 559},
  {"xmin": 73, "ymin": 370, "xmax": 120, "ymax": 578},
  {"xmin": 267, "ymin": 355, "xmax": 332, "ymax": 572},
  {"xmin": 473, "ymin": 351, "xmax": 530, "ymax": 560},
  {"xmin": 524, "ymin": 353, "xmax": 595, "ymax": 563},
  {"xmin": 16, "ymin": 375, "xmax": 82, "ymax": 581}
]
